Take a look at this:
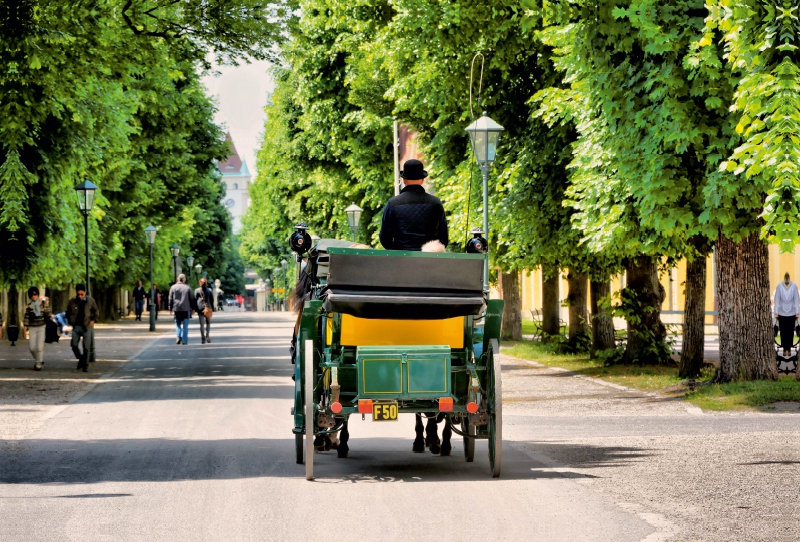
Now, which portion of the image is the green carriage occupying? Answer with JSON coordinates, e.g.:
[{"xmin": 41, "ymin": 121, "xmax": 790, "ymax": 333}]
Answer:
[{"xmin": 292, "ymin": 245, "xmax": 504, "ymax": 479}]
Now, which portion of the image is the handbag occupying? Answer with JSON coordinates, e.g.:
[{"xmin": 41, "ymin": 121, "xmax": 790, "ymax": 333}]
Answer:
[{"xmin": 203, "ymin": 306, "xmax": 213, "ymax": 319}]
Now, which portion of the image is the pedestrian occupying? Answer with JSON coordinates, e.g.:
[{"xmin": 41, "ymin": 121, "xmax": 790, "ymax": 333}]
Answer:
[
  {"xmin": 774, "ymin": 272, "xmax": 800, "ymax": 357},
  {"xmin": 23, "ymin": 287, "xmax": 50, "ymax": 371},
  {"xmin": 133, "ymin": 280, "xmax": 147, "ymax": 321},
  {"xmin": 66, "ymin": 284, "xmax": 99, "ymax": 372},
  {"xmin": 194, "ymin": 277, "xmax": 214, "ymax": 344},
  {"xmin": 53, "ymin": 312, "xmax": 71, "ymax": 337},
  {"xmin": 150, "ymin": 283, "xmax": 160, "ymax": 321},
  {"xmin": 169, "ymin": 274, "xmax": 193, "ymax": 345}
]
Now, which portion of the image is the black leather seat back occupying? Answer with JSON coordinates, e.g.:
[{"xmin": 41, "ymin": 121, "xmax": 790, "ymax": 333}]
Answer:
[{"xmin": 328, "ymin": 252, "xmax": 483, "ymax": 292}]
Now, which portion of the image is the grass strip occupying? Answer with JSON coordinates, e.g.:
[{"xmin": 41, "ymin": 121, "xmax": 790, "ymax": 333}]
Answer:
[{"xmin": 503, "ymin": 340, "xmax": 798, "ymax": 410}]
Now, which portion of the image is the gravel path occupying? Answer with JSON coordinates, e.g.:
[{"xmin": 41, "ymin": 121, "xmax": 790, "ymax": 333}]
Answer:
[{"xmin": 501, "ymin": 352, "xmax": 800, "ymax": 542}]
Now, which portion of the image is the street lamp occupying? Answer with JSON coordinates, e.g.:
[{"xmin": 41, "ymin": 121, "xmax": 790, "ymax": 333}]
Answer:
[
  {"xmin": 74, "ymin": 180, "xmax": 98, "ymax": 295},
  {"xmin": 195, "ymin": 263, "xmax": 203, "ymax": 284},
  {"xmin": 145, "ymin": 225, "xmax": 158, "ymax": 332},
  {"xmin": 345, "ymin": 204, "xmax": 363, "ymax": 243},
  {"xmin": 265, "ymin": 278, "xmax": 272, "ymax": 311},
  {"xmin": 75, "ymin": 180, "xmax": 98, "ymax": 365},
  {"xmin": 186, "ymin": 255, "xmax": 195, "ymax": 284},
  {"xmin": 170, "ymin": 244, "xmax": 180, "ymax": 284},
  {"xmin": 465, "ymin": 112, "xmax": 505, "ymax": 291}
]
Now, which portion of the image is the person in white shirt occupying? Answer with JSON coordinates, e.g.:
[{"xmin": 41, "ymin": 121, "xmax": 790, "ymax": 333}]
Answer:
[{"xmin": 774, "ymin": 273, "xmax": 800, "ymax": 356}]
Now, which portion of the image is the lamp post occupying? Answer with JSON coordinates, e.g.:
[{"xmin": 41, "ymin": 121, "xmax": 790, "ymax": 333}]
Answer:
[
  {"xmin": 465, "ymin": 112, "xmax": 505, "ymax": 292},
  {"xmin": 75, "ymin": 180, "xmax": 98, "ymax": 365},
  {"xmin": 186, "ymin": 255, "xmax": 195, "ymax": 286},
  {"xmin": 195, "ymin": 264, "xmax": 203, "ymax": 285},
  {"xmin": 170, "ymin": 244, "xmax": 180, "ymax": 284},
  {"xmin": 74, "ymin": 180, "xmax": 98, "ymax": 295},
  {"xmin": 345, "ymin": 204, "xmax": 363, "ymax": 243},
  {"xmin": 145, "ymin": 226, "xmax": 158, "ymax": 332},
  {"xmin": 265, "ymin": 278, "xmax": 272, "ymax": 311}
]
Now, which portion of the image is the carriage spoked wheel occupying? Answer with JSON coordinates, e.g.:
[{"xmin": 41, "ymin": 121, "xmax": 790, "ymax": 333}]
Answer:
[
  {"xmin": 305, "ymin": 339, "xmax": 315, "ymax": 480},
  {"xmin": 488, "ymin": 339, "xmax": 502, "ymax": 478},
  {"xmin": 461, "ymin": 418, "xmax": 475, "ymax": 462}
]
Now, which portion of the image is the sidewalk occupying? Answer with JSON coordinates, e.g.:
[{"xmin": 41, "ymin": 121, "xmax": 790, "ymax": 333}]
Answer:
[{"xmin": 0, "ymin": 316, "xmax": 166, "ymax": 440}]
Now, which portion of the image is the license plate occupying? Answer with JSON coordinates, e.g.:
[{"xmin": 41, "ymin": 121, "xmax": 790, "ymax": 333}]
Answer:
[{"xmin": 372, "ymin": 402, "xmax": 399, "ymax": 421}]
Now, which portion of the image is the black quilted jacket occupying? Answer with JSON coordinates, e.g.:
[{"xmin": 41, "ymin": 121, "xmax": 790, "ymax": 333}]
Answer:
[{"xmin": 378, "ymin": 185, "xmax": 449, "ymax": 251}]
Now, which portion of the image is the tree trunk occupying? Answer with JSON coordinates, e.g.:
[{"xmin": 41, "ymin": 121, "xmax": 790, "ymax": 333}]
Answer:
[
  {"xmin": 680, "ymin": 246, "xmax": 707, "ymax": 378},
  {"xmin": 542, "ymin": 264, "xmax": 560, "ymax": 337},
  {"xmin": 500, "ymin": 270, "xmax": 522, "ymax": 341},
  {"xmin": 93, "ymin": 285, "xmax": 119, "ymax": 323},
  {"xmin": 590, "ymin": 279, "xmax": 616, "ymax": 357},
  {"xmin": 623, "ymin": 256, "xmax": 667, "ymax": 364},
  {"xmin": 567, "ymin": 270, "xmax": 589, "ymax": 349},
  {"xmin": 716, "ymin": 232, "xmax": 775, "ymax": 381}
]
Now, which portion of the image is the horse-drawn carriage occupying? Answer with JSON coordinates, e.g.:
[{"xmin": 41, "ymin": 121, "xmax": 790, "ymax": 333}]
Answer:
[{"xmin": 290, "ymin": 237, "xmax": 504, "ymax": 480}]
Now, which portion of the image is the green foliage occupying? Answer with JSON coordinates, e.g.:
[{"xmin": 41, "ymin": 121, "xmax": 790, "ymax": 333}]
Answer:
[{"xmin": 0, "ymin": 0, "xmax": 282, "ymax": 289}]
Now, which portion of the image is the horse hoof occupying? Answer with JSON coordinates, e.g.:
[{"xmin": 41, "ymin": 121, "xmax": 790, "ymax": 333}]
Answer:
[
  {"xmin": 430, "ymin": 440, "xmax": 441, "ymax": 455},
  {"xmin": 440, "ymin": 445, "xmax": 452, "ymax": 457},
  {"xmin": 412, "ymin": 440, "xmax": 425, "ymax": 453},
  {"xmin": 337, "ymin": 449, "xmax": 349, "ymax": 459},
  {"xmin": 323, "ymin": 436, "xmax": 333, "ymax": 451}
]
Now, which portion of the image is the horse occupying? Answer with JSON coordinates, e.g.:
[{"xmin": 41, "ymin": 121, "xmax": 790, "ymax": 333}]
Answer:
[{"xmin": 414, "ymin": 413, "xmax": 452, "ymax": 455}]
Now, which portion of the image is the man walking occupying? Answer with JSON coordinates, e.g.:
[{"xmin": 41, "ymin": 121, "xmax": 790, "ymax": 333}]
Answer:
[
  {"xmin": 66, "ymin": 284, "xmax": 98, "ymax": 372},
  {"xmin": 169, "ymin": 274, "xmax": 193, "ymax": 345},
  {"xmin": 378, "ymin": 159, "xmax": 449, "ymax": 251},
  {"xmin": 194, "ymin": 277, "xmax": 214, "ymax": 344},
  {"xmin": 133, "ymin": 280, "xmax": 147, "ymax": 321}
]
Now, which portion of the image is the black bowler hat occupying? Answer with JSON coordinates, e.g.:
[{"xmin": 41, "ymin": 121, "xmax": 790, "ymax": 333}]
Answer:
[{"xmin": 400, "ymin": 159, "xmax": 428, "ymax": 180}]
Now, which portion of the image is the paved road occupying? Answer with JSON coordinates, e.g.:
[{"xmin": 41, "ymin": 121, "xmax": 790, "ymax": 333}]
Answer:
[{"xmin": 1, "ymin": 312, "xmax": 655, "ymax": 542}]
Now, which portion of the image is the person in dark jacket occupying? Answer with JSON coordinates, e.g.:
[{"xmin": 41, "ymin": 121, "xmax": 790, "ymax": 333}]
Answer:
[
  {"xmin": 194, "ymin": 278, "xmax": 214, "ymax": 344},
  {"xmin": 66, "ymin": 284, "xmax": 98, "ymax": 372},
  {"xmin": 169, "ymin": 274, "xmax": 194, "ymax": 345},
  {"xmin": 378, "ymin": 159, "xmax": 448, "ymax": 251},
  {"xmin": 23, "ymin": 287, "xmax": 50, "ymax": 371},
  {"xmin": 133, "ymin": 280, "xmax": 147, "ymax": 321}
]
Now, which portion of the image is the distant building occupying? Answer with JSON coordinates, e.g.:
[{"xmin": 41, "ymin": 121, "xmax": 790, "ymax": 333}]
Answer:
[{"xmin": 216, "ymin": 133, "xmax": 251, "ymax": 233}]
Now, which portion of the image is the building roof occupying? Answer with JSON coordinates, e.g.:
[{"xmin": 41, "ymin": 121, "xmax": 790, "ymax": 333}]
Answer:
[{"xmin": 217, "ymin": 133, "xmax": 243, "ymax": 174}]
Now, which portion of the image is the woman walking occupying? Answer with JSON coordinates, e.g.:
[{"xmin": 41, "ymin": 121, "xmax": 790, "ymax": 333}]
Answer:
[
  {"xmin": 774, "ymin": 273, "xmax": 800, "ymax": 357},
  {"xmin": 195, "ymin": 278, "xmax": 214, "ymax": 344},
  {"xmin": 23, "ymin": 287, "xmax": 50, "ymax": 371}
]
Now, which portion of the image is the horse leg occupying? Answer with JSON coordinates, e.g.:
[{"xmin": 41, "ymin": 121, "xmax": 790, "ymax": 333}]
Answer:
[
  {"xmin": 425, "ymin": 413, "xmax": 441, "ymax": 455},
  {"xmin": 439, "ymin": 413, "xmax": 452, "ymax": 456},
  {"xmin": 337, "ymin": 421, "xmax": 349, "ymax": 458},
  {"xmin": 413, "ymin": 414, "xmax": 425, "ymax": 453}
]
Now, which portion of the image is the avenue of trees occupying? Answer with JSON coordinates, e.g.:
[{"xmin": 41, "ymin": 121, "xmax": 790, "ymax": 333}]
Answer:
[
  {"xmin": 0, "ymin": 0, "xmax": 277, "ymax": 317},
  {"xmin": 241, "ymin": 0, "xmax": 800, "ymax": 383}
]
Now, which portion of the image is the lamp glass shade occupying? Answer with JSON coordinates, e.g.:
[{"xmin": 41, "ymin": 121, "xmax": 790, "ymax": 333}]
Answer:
[
  {"xmin": 144, "ymin": 225, "xmax": 157, "ymax": 245},
  {"xmin": 186, "ymin": 256, "xmax": 195, "ymax": 268},
  {"xmin": 75, "ymin": 180, "xmax": 98, "ymax": 213},
  {"xmin": 195, "ymin": 264, "xmax": 202, "ymax": 273},
  {"xmin": 465, "ymin": 113, "xmax": 505, "ymax": 168},
  {"xmin": 170, "ymin": 244, "xmax": 180, "ymax": 257},
  {"xmin": 345, "ymin": 204, "xmax": 363, "ymax": 231}
]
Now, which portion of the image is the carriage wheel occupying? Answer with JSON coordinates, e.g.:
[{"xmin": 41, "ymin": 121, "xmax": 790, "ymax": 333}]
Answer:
[
  {"xmin": 488, "ymin": 339, "xmax": 502, "ymax": 478},
  {"xmin": 295, "ymin": 434, "xmax": 304, "ymax": 464},
  {"xmin": 305, "ymin": 339, "xmax": 315, "ymax": 481},
  {"xmin": 461, "ymin": 418, "xmax": 475, "ymax": 462}
]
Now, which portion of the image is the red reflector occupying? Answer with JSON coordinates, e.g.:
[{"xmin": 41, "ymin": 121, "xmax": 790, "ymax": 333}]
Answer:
[
  {"xmin": 439, "ymin": 397, "xmax": 454, "ymax": 412},
  {"xmin": 466, "ymin": 402, "xmax": 479, "ymax": 414},
  {"xmin": 357, "ymin": 399, "xmax": 373, "ymax": 414},
  {"xmin": 330, "ymin": 402, "xmax": 342, "ymax": 414}
]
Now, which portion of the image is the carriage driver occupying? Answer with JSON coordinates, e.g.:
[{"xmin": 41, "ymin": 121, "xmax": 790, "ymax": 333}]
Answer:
[{"xmin": 379, "ymin": 159, "xmax": 449, "ymax": 251}]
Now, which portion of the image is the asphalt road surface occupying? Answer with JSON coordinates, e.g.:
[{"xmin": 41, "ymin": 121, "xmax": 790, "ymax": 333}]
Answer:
[{"xmin": 0, "ymin": 311, "xmax": 662, "ymax": 542}]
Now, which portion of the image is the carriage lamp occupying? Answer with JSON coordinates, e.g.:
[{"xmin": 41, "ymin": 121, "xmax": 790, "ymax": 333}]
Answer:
[
  {"xmin": 465, "ymin": 113, "xmax": 504, "ymax": 292},
  {"xmin": 345, "ymin": 204, "xmax": 363, "ymax": 242},
  {"xmin": 357, "ymin": 399, "xmax": 374, "ymax": 414},
  {"xmin": 466, "ymin": 228, "xmax": 488, "ymax": 254},
  {"xmin": 438, "ymin": 397, "xmax": 454, "ymax": 412},
  {"xmin": 290, "ymin": 222, "xmax": 312, "ymax": 254}
]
